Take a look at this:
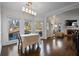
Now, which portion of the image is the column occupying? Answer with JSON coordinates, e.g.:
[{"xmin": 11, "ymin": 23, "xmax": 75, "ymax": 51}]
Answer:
[
  {"xmin": 42, "ymin": 17, "xmax": 47, "ymax": 39},
  {"xmin": 0, "ymin": 4, "xmax": 1, "ymax": 54},
  {"xmin": 19, "ymin": 19, "xmax": 25, "ymax": 35},
  {"xmin": 31, "ymin": 17, "xmax": 35, "ymax": 33}
]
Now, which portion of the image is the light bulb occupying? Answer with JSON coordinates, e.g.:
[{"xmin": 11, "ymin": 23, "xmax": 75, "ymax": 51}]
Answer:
[
  {"xmin": 22, "ymin": 6, "xmax": 36, "ymax": 16},
  {"xmin": 28, "ymin": 9, "xmax": 31, "ymax": 14},
  {"xmin": 33, "ymin": 12, "xmax": 37, "ymax": 16},
  {"xmin": 13, "ymin": 20, "xmax": 15, "ymax": 24},
  {"xmin": 54, "ymin": 24, "xmax": 57, "ymax": 27},
  {"xmin": 22, "ymin": 7, "xmax": 25, "ymax": 11},
  {"xmin": 25, "ymin": 8, "xmax": 28, "ymax": 12}
]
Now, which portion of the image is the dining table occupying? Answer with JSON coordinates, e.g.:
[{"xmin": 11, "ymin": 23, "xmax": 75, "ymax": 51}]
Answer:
[{"xmin": 20, "ymin": 33, "xmax": 40, "ymax": 53}]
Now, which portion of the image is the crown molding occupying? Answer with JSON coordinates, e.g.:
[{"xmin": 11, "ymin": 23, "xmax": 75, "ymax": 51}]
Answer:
[{"xmin": 45, "ymin": 3, "xmax": 79, "ymax": 17}]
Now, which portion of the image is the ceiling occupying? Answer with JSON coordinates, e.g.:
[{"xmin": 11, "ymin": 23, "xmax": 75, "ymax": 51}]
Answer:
[
  {"xmin": 61, "ymin": 8, "xmax": 79, "ymax": 16},
  {"xmin": 1, "ymin": 2, "xmax": 79, "ymax": 17}
]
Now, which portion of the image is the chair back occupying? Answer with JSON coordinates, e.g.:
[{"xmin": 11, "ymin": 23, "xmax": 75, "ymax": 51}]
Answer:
[{"xmin": 17, "ymin": 32, "xmax": 22, "ymax": 43}]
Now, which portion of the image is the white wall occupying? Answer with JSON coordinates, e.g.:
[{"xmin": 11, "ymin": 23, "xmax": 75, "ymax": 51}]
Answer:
[
  {"xmin": 1, "ymin": 6, "xmax": 36, "ymax": 45},
  {"xmin": 48, "ymin": 8, "xmax": 79, "ymax": 36},
  {"xmin": 19, "ymin": 19, "xmax": 25, "ymax": 35},
  {"xmin": 56, "ymin": 12, "xmax": 79, "ymax": 32},
  {"xmin": 1, "ymin": 6, "xmax": 9, "ymax": 45},
  {"xmin": 1, "ymin": 5, "xmax": 47, "ymax": 46},
  {"xmin": 42, "ymin": 17, "xmax": 47, "ymax": 39},
  {"xmin": 0, "ymin": 3, "xmax": 2, "ymax": 54}
]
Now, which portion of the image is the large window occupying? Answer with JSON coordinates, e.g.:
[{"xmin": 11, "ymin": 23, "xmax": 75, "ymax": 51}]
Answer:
[
  {"xmin": 24, "ymin": 21, "xmax": 31, "ymax": 34},
  {"xmin": 9, "ymin": 19, "xmax": 19, "ymax": 40},
  {"xmin": 35, "ymin": 20, "xmax": 43, "ymax": 37}
]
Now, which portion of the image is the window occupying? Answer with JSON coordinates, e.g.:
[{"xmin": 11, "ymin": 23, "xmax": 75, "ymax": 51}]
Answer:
[
  {"xmin": 35, "ymin": 20, "xmax": 43, "ymax": 37},
  {"xmin": 9, "ymin": 19, "xmax": 19, "ymax": 40},
  {"xmin": 24, "ymin": 21, "xmax": 31, "ymax": 34}
]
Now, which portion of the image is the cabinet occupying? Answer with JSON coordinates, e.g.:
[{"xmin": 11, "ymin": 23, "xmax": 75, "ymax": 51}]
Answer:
[
  {"xmin": 66, "ymin": 27, "xmax": 79, "ymax": 55},
  {"xmin": 72, "ymin": 30, "xmax": 79, "ymax": 55}
]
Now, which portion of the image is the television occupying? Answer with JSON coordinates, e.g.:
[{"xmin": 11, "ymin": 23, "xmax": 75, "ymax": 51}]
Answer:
[{"xmin": 65, "ymin": 20, "xmax": 77, "ymax": 26}]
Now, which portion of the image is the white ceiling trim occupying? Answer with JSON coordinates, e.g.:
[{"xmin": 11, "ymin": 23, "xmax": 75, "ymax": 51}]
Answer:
[{"xmin": 46, "ymin": 3, "xmax": 79, "ymax": 17}]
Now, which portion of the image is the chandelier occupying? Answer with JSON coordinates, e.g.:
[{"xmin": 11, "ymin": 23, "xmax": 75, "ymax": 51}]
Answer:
[{"xmin": 22, "ymin": 2, "xmax": 37, "ymax": 16}]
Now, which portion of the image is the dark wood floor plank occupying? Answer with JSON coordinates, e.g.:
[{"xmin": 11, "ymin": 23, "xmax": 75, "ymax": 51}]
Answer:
[{"xmin": 0, "ymin": 37, "xmax": 76, "ymax": 56}]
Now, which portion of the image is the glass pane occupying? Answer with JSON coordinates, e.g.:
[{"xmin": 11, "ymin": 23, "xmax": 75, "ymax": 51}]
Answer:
[
  {"xmin": 9, "ymin": 19, "xmax": 19, "ymax": 40},
  {"xmin": 35, "ymin": 20, "xmax": 43, "ymax": 37},
  {"xmin": 24, "ymin": 21, "xmax": 31, "ymax": 34}
]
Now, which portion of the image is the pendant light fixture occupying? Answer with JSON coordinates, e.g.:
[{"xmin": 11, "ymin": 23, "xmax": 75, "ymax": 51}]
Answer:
[{"xmin": 22, "ymin": 2, "xmax": 37, "ymax": 16}]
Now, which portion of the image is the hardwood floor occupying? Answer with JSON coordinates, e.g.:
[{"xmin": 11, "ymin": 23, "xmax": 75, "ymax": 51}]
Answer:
[{"xmin": 0, "ymin": 37, "xmax": 77, "ymax": 56}]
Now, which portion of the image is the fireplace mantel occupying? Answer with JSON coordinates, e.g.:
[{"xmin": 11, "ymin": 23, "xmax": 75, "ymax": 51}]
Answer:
[
  {"xmin": 66, "ymin": 26, "xmax": 79, "ymax": 30},
  {"xmin": 65, "ymin": 26, "xmax": 79, "ymax": 35}
]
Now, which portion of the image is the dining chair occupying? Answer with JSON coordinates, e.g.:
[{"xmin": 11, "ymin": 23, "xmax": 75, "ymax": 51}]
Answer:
[{"xmin": 17, "ymin": 32, "xmax": 22, "ymax": 50}]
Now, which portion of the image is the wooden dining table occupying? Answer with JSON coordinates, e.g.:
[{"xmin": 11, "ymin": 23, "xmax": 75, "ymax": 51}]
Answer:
[{"xmin": 21, "ymin": 33, "xmax": 40, "ymax": 53}]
